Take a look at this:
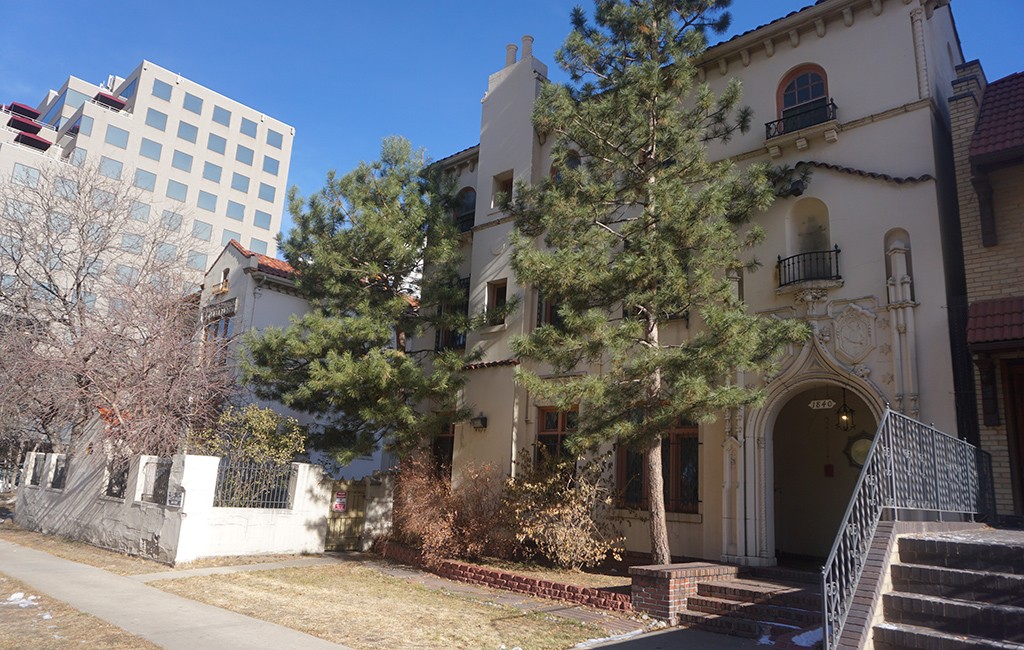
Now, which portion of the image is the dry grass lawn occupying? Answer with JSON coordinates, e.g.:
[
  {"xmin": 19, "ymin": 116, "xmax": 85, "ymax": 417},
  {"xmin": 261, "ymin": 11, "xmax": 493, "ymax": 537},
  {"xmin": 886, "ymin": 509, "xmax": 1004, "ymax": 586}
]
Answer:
[
  {"xmin": 154, "ymin": 563, "xmax": 606, "ymax": 649},
  {"xmin": 0, "ymin": 572, "xmax": 160, "ymax": 650}
]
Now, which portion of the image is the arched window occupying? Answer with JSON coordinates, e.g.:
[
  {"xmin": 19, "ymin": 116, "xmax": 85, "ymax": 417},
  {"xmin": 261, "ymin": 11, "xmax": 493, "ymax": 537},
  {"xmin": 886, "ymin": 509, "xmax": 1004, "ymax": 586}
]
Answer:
[
  {"xmin": 775, "ymin": 65, "xmax": 832, "ymax": 135},
  {"xmin": 453, "ymin": 188, "xmax": 475, "ymax": 233}
]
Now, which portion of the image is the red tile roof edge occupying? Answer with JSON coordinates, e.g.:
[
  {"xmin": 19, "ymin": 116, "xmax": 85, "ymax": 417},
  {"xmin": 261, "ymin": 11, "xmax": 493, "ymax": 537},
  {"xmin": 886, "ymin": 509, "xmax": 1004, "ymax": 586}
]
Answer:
[
  {"xmin": 464, "ymin": 358, "xmax": 519, "ymax": 371},
  {"xmin": 966, "ymin": 296, "xmax": 1024, "ymax": 346},
  {"xmin": 228, "ymin": 239, "xmax": 296, "ymax": 279}
]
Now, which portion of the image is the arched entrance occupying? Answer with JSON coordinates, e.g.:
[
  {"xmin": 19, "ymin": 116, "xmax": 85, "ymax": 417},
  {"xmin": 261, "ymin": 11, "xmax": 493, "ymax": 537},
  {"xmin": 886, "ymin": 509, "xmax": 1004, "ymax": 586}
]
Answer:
[{"xmin": 772, "ymin": 384, "xmax": 877, "ymax": 565}]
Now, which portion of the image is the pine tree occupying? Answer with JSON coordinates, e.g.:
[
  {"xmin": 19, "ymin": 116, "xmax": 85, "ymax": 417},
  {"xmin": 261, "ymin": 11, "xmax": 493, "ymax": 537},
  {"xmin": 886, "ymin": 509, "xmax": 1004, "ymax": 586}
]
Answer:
[
  {"xmin": 244, "ymin": 137, "xmax": 469, "ymax": 464},
  {"xmin": 509, "ymin": 0, "xmax": 809, "ymax": 564}
]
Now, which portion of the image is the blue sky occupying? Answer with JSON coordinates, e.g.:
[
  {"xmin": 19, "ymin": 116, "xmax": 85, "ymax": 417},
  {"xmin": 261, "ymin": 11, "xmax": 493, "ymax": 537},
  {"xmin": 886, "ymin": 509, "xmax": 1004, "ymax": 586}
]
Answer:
[{"xmin": 2, "ymin": 1, "xmax": 1021, "ymax": 243}]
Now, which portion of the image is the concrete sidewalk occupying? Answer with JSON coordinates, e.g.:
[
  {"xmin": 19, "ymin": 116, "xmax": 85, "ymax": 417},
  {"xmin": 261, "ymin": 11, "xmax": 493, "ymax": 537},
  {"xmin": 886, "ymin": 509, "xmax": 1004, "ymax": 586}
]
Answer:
[{"xmin": 0, "ymin": 539, "xmax": 350, "ymax": 650}]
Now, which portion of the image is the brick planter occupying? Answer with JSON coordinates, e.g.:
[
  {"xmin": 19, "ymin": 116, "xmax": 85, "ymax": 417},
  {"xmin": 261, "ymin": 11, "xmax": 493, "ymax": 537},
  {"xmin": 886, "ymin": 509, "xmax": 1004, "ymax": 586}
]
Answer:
[
  {"xmin": 629, "ymin": 562, "xmax": 740, "ymax": 624},
  {"xmin": 377, "ymin": 541, "xmax": 632, "ymax": 612}
]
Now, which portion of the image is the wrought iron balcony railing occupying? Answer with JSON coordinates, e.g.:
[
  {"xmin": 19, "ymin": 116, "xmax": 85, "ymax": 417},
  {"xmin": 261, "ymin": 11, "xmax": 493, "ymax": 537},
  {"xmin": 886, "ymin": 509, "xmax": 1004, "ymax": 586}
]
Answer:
[
  {"xmin": 765, "ymin": 99, "xmax": 838, "ymax": 139},
  {"xmin": 777, "ymin": 245, "xmax": 841, "ymax": 288}
]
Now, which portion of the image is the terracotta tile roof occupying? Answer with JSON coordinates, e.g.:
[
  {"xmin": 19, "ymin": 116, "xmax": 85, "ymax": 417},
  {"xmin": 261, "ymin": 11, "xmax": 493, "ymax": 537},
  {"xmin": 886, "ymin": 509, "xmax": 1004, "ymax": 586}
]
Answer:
[
  {"xmin": 970, "ymin": 71, "xmax": 1024, "ymax": 164},
  {"xmin": 967, "ymin": 296, "xmax": 1024, "ymax": 346},
  {"xmin": 228, "ymin": 239, "xmax": 295, "ymax": 279},
  {"xmin": 464, "ymin": 358, "xmax": 519, "ymax": 371}
]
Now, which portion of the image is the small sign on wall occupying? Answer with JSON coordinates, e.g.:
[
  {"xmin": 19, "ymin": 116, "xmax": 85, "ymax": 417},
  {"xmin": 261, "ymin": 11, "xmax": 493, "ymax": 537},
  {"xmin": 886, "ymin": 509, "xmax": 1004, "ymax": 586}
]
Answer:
[
  {"xmin": 332, "ymin": 491, "xmax": 347, "ymax": 512},
  {"xmin": 167, "ymin": 491, "xmax": 184, "ymax": 507},
  {"xmin": 809, "ymin": 399, "xmax": 836, "ymax": 410}
]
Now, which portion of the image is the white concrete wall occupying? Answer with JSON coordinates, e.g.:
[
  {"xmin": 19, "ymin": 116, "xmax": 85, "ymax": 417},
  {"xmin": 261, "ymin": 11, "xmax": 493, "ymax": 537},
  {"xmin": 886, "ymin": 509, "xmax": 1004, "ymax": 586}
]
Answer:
[{"xmin": 16, "ymin": 447, "xmax": 332, "ymax": 564}]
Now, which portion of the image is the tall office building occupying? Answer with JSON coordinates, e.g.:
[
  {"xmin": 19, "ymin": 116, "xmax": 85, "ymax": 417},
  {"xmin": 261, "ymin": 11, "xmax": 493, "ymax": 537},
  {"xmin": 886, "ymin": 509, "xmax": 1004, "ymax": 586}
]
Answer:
[{"xmin": 1, "ymin": 60, "xmax": 293, "ymax": 270}]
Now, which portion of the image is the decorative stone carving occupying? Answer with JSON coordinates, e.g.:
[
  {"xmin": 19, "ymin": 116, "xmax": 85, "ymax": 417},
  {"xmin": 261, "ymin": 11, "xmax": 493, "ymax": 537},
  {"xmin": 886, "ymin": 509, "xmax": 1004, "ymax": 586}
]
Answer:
[
  {"xmin": 853, "ymin": 364, "xmax": 871, "ymax": 378},
  {"xmin": 883, "ymin": 373, "xmax": 894, "ymax": 385},
  {"xmin": 795, "ymin": 288, "xmax": 829, "ymax": 316},
  {"xmin": 834, "ymin": 303, "xmax": 876, "ymax": 364},
  {"xmin": 816, "ymin": 324, "xmax": 832, "ymax": 345},
  {"xmin": 879, "ymin": 343, "xmax": 891, "ymax": 356}
]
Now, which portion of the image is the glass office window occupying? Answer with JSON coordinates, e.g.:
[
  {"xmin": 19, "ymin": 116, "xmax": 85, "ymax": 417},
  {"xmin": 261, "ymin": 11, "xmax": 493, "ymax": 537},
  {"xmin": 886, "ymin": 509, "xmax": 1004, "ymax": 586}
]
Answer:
[
  {"xmin": 207, "ymin": 133, "xmax": 227, "ymax": 155},
  {"xmin": 258, "ymin": 182, "xmax": 276, "ymax": 202},
  {"xmin": 231, "ymin": 173, "xmax": 250, "ymax": 193},
  {"xmin": 121, "ymin": 233, "xmax": 144, "ymax": 254},
  {"xmin": 12, "ymin": 163, "xmax": 40, "ymax": 188},
  {"xmin": 254, "ymin": 210, "xmax": 272, "ymax": 230},
  {"xmin": 236, "ymin": 144, "xmax": 254, "ymax": 166},
  {"xmin": 166, "ymin": 179, "xmax": 188, "ymax": 202},
  {"xmin": 104, "ymin": 125, "xmax": 129, "ymax": 149},
  {"xmin": 171, "ymin": 150, "xmax": 193, "ymax": 172},
  {"xmin": 98, "ymin": 156, "xmax": 123, "ymax": 180},
  {"xmin": 221, "ymin": 229, "xmax": 241, "ymax": 246},
  {"xmin": 262, "ymin": 156, "xmax": 279, "ymax": 176},
  {"xmin": 183, "ymin": 92, "xmax": 203, "ymax": 115},
  {"xmin": 145, "ymin": 108, "xmax": 168, "ymax": 131},
  {"xmin": 152, "ymin": 78, "xmax": 172, "ymax": 101},
  {"xmin": 177, "ymin": 121, "xmax": 198, "ymax": 143},
  {"xmin": 240, "ymin": 117, "xmax": 258, "ymax": 137},
  {"xmin": 203, "ymin": 161, "xmax": 222, "ymax": 182},
  {"xmin": 212, "ymin": 105, "xmax": 231, "ymax": 127},
  {"xmin": 187, "ymin": 250, "xmax": 208, "ymax": 271},
  {"xmin": 139, "ymin": 138, "xmax": 162, "ymax": 161},
  {"xmin": 249, "ymin": 238, "xmax": 269, "ymax": 255},
  {"xmin": 134, "ymin": 169, "xmax": 157, "ymax": 192},
  {"xmin": 191, "ymin": 220, "xmax": 212, "ymax": 241},
  {"xmin": 226, "ymin": 201, "xmax": 245, "ymax": 222},
  {"xmin": 267, "ymin": 129, "xmax": 283, "ymax": 149},
  {"xmin": 130, "ymin": 201, "xmax": 151, "ymax": 223},
  {"xmin": 161, "ymin": 210, "xmax": 183, "ymax": 231},
  {"xmin": 197, "ymin": 190, "xmax": 217, "ymax": 212}
]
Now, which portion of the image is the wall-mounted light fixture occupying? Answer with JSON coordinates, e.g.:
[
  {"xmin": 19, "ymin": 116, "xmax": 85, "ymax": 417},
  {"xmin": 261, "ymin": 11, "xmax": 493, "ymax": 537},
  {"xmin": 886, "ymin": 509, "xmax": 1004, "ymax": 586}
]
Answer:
[
  {"xmin": 836, "ymin": 387, "xmax": 855, "ymax": 432},
  {"xmin": 469, "ymin": 413, "xmax": 488, "ymax": 430}
]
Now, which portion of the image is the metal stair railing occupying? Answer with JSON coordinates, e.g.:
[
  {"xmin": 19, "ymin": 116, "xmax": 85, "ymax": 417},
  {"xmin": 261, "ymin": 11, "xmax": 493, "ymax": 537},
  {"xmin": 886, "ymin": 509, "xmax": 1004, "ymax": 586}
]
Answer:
[{"xmin": 821, "ymin": 408, "xmax": 993, "ymax": 650}]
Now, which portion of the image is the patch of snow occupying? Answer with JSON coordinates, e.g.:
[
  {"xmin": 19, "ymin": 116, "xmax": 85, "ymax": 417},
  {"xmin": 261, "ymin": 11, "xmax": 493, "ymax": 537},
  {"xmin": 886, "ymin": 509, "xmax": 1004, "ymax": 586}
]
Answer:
[
  {"xmin": 757, "ymin": 632, "xmax": 774, "ymax": 645},
  {"xmin": 791, "ymin": 627, "xmax": 824, "ymax": 648},
  {"xmin": 3, "ymin": 592, "xmax": 39, "ymax": 608},
  {"xmin": 41, "ymin": 612, "xmax": 52, "ymax": 620},
  {"xmin": 574, "ymin": 629, "xmax": 644, "ymax": 648}
]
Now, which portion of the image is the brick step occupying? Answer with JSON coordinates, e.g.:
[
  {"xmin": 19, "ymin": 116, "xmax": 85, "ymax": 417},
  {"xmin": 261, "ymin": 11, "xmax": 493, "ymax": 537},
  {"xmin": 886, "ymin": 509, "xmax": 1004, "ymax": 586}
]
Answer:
[
  {"xmin": 687, "ymin": 594, "xmax": 821, "ymax": 628},
  {"xmin": 677, "ymin": 610, "xmax": 800, "ymax": 640},
  {"xmin": 874, "ymin": 622, "xmax": 1024, "ymax": 650},
  {"xmin": 698, "ymin": 578, "xmax": 822, "ymax": 610},
  {"xmin": 745, "ymin": 566, "xmax": 821, "ymax": 585},
  {"xmin": 899, "ymin": 536, "xmax": 1024, "ymax": 575},
  {"xmin": 891, "ymin": 563, "xmax": 1024, "ymax": 606},
  {"xmin": 883, "ymin": 592, "xmax": 1024, "ymax": 642}
]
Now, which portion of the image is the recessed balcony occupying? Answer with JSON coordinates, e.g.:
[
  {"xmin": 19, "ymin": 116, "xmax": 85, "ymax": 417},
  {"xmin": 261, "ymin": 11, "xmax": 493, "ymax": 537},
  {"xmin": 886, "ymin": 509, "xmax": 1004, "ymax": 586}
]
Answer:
[
  {"xmin": 766, "ymin": 98, "xmax": 838, "ymax": 140},
  {"xmin": 777, "ymin": 245, "xmax": 842, "ymax": 289}
]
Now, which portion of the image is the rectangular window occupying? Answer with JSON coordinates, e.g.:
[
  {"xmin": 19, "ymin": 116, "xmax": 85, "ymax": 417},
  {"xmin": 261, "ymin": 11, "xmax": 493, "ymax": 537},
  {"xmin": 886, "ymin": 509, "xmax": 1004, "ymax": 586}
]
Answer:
[
  {"xmin": 84, "ymin": 255, "xmax": 104, "ymax": 276},
  {"xmin": 30, "ymin": 454, "xmax": 46, "ymax": 486},
  {"xmin": 145, "ymin": 108, "xmax": 168, "ymax": 131},
  {"xmin": 48, "ymin": 212, "xmax": 71, "ymax": 232},
  {"xmin": 187, "ymin": 250, "xmax": 208, "ymax": 271},
  {"xmin": 240, "ymin": 117, "xmax": 258, "ymax": 137},
  {"xmin": 74, "ymin": 114, "xmax": 94, "ymax": 136},
  {"xmin": 92, "ymin": 189, "xmax": 115, "ymax": 211},
  {"xmin": 139, "ymin": 137, "xmax": 162, "ymax": 161},
  {"xmin": 166, "ymin": 179, "xmax": 187, "ymax": 202},
  {"xmin": 617, "ymin": 421, "xmax": 699, "ymax": 514},
  {"xmin": 121, "ymin": 233, "xmax": 144, "ymax": 254},
  {"xmin": 114, "ymin": 264, "xmax": 140, "ymax": 285},
  {"xmin": 486, "ymin": 279, "xmax": 508, "ymax": 325},
  {"xmin": 12, "ymin": 162, "xmax": 39, "ymax": 188},
  {"xmin": 258, "ymin": 182, "xmax": 275, "ymax": 202},
  {"xmin": 140, "ymin": 458, "xmax": 172, "ymax": 504},
  {"xmin": 54, "ymin": 178, "xmax": 78, "ymax": 200},
  {"xmin": 161, "ymin": 210, "xmax": 183, "ymax": 231},
  {"xmin": 118, "ymin": 77, "xmax": 138, "ymax": 100},
  {"xmin": 249, "ymin": 238, "xmax": 268, "ymax": 255},
  {"xmin": 231, "ymin": 173, "xmax": 250, "ymax": 193},
  {"xmin": 171, "ymin": 149, "xmax": 193, "ymax": 172},
  {"xmin": 492, "ymin": 170, "xmax": 513, "ymax": 209},
  {"xmin": 536, "ymin": 407, "xmax": 579, "ymax": 463},
  {"xmin": 134, "ymin": 169, "xmax": 157, "ymax": 192},
  {"xmin": 435, "ymin": 277, "xmax": 470, "ymax": 351},
  {"xmin": 104, "ymin": 125, "xmax": 129, "ymax": 149},
  {"xmin": 203, "ymin": 161, "xmax": 222, "ymax": 183},
  {"xmin": 537, "ymin": 292, "xmax": 564, "ymax": 329},
  {"xmin": 152, "ymin": 78, "xmax": 172, "ymax": 101},
  {"xmin": 262, "ymin": 156, "xmax": 280, "ymax": 176},
  {"xmin": 191, "ymin": 219, "xmax": 212, "ymax": 241},
  {"xmin": 226, "ymin": 201, "xmax": 245, "ymax": 222},
  {"xmin": 98, "ymin": 156, "xmax": 123, "ymax": 180},
  {"xmin": 130, "ymin": 200, "xmax": 151, "ymax": 223},
  {"xmin": 80, "ymin": 293, "xmax": 97, "ymax": 310},
  {"xmin": 197, "ymin": 190, "xmax": 217, "ymax": 212},
  {"xmin": 70, "ymin": 147, "xmax": 87, "ymax": 167},
  {"xmin": 267, "ymin": 129, "xmax": 283, "ymax": 149},
  {"xmin": 254, "ymin": 210, "xmax": 272, "ymax": 230},
  {"xmin": 156, "ymin": 242, "xmax": 177, "ymax": 262},
  {"xmin": 177, "ymin": 121, "xmax": 198, "ymax": 143},
  {"xmin": 221, "ymin": 229, "xmax": 241, "ymax": 246},
  {"xmin": 235, "ymin": 144, "xmax": 254, "ymax": 166},
  {"xmin": 183, "ymin": 92, "xmax": 203, "ymax": 115},
  {"xmin": 212, "ymin": 105, "xmax": 231, "ymax": 127},
  {"xmin": 207, "ymin": 133, "xmax": 227, "ymax": 155}
]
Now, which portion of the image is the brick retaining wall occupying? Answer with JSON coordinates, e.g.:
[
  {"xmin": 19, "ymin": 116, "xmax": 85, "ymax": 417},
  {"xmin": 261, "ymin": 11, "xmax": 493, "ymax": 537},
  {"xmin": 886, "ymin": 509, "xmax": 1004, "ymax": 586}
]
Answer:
[
  {"xmin": 377, "ymin": 541, "xmax": 632, "ymax": 612},
  {"xmin": 629, "ymin": 562, "xmax": 740, "ymax": 623}
]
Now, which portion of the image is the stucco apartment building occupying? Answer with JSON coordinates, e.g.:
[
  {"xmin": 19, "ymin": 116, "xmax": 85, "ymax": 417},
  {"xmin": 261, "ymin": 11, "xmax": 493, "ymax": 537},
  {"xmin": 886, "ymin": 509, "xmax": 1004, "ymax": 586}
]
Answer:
[
  {"xmin": 425, "ymin": 0, "xmax": 969, "ymax": 565},
  {"xmin": 0, "ymin": 60, "xmax": 293, "ymax": 271},
  {"xmin": 951, "ymin": 63, "xmax": 1024, "ymax": 518}
]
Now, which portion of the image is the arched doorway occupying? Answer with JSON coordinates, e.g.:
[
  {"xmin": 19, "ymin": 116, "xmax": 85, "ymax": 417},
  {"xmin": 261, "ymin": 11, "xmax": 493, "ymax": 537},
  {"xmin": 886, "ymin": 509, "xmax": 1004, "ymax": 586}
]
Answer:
[{"xmin": 772, "ymin": 384, "xmax": 877, "ymax": 565}]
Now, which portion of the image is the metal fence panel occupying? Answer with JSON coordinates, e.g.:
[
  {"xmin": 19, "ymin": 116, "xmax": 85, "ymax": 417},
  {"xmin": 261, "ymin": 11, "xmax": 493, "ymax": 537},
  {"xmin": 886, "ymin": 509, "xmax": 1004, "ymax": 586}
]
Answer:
[{"xmin": 213, "ymin": 458, "xmax": 293, "ymax": 509}]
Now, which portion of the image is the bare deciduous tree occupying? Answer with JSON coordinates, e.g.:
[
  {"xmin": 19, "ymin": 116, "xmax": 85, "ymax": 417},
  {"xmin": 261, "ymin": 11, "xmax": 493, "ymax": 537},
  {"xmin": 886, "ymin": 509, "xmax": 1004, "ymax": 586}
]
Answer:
[{"xmin": 0, "ymin": 160, "xmax": 234, "ymax": 457}]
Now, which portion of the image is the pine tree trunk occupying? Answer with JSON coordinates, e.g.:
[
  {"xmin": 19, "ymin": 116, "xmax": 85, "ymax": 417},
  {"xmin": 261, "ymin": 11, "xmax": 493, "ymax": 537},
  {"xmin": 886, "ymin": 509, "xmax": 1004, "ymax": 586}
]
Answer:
[{"xmin": 644, "ymin": 437, "xmax": 672, "ymax": 564}]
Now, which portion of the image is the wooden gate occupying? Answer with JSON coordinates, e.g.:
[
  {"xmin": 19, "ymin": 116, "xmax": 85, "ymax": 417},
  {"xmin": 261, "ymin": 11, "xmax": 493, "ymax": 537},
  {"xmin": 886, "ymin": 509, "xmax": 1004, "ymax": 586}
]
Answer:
[{"xmin": 325, "ymin": 479, "xmax": 366, "ymax": 551}]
